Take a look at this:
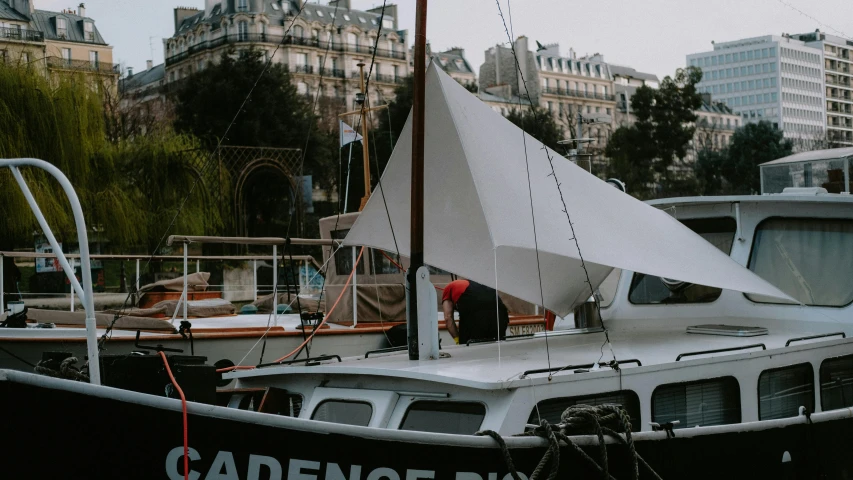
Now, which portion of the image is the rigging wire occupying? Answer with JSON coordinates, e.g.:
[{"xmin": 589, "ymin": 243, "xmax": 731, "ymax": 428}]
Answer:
[
  {"xmin": 496, "ymin": 0, "xmax": 551, "ymax": 371},
  {"xmin": 493, "ymin": 0, "xmax": 617, "ymax": 369},
  {"xmin": 99, "ymin": 2, "xmax": 310, "ymax": 350},
  {"xmin": 774, "ymin": 0, "xmax": 853, "ymax": 42}
]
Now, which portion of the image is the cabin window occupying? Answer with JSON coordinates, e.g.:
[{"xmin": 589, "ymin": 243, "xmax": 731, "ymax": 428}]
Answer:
[
  {"xmin": 746, "ymin": 218, "xmax": 853, "ymax": 307},
  {"xmin": 371, "ymin": 249, "xmax": 401, "ymax": 275},
  {"xmin": 820, "ymin": 354, "xmax": 853, "ymax": 411},
  {"xmin": 652, "ymin": 376, "xmax": 740, "ymax": 429},
  {"xmin": 311, "ymin": 400, "xmax": 372, "ymax": 426},
  {"xmin": 758, "ymin": 363, "xmax": 814, "ymax": 420},
  {"xmin": 629, "ymin": 217, "xmax": 736, "ymax": 305},
  {"xmin": 399, "ymin": 401, "xmax": 486, "ymax": 434},
  {"xmin": 331, "ymin": 229, "xmax": 365, "ymax": 276},
  {"xmin": 528, "ymin": 390, "xmax": 640, "ymax": 431}
]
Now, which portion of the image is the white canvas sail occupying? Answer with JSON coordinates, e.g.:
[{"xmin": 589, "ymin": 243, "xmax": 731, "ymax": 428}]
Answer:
[{"xmin": 344, "ymin": 64, "xmax": 793, "ymax": 316}]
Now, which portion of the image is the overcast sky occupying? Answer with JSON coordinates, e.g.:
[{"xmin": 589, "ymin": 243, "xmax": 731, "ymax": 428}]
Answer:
[{"xmin": 39, "ymin": 0, "xmax": 852, "ymax": 79}]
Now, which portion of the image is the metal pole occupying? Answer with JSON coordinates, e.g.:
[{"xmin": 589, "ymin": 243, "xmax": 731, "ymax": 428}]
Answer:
[
  {"xmin": 183, "ymin": 242, "xmax": 188, "ymax": 323},
  {"xmin": 253, "ymin": 259, "xmax": 258, "ymax": 301},
  {"xmin": 70, "ymin": 257, "xmax": 75, "ymax": 312},
  {"xmin": 303, "ymin": 259, "xmax": 308, "ymax": 291},
  {"xmin": 406, "ymin": 0, "xmax": 427, "ymax": 360},
  {"xmin": 343, "ymin": 141, "xmax": 354, "ymax": 213},
  {"xmin": 1, "ymin": 253, "xmax": 5, "ymax": 312},
  {"xmin": 272, "ymin": 245, "xmax": 278, "ymax": 326},
  {"xmin": 135, "ymin": 258, "xmax": 140, "ymax": 293},
  {"xmin": 2, "ymin": 158, "xmax": 100, "ymax": 384},
  {"xmin": 844, "ymin": 156, "xmax": 851, "ymax": 194},
  {"xmin": 358, "ymin": 62, "xmax": 371, "ymax": 211},
  {"xmin": 352, "ymin": 246, "xmax": 358, "ymax": 327},
  {"xmin": 196, "ymin": 259, "xmax": 200, "ymax": 273}
]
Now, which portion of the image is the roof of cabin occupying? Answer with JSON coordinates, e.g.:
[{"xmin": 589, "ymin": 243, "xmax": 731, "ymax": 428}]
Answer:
[{"xmin": 760, "ymin": 147, "xmax": 853, "ymax": 166}]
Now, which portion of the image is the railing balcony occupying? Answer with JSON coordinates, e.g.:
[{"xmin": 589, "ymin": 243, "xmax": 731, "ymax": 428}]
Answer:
[
  {"xmin": 373, "ymin": 73, "xmax": 405, "ymax": 84},
  {"xmin": 541, "ymin": 86, "xmax": 615, "ymax": 102},
  {"xmin": 165, "ymin": 34, "xmax": 407, "ymax": 66},
  {"xmin": 46, "ymin": 56, "xmax": 119, "ymax": 74},
  {"xmin": 290, "ymin": 64, "xmax": 314, "ymax": 74},
  {"xmin": 0, "ymin": 26, "xmax": 44, "ymax": 42}
]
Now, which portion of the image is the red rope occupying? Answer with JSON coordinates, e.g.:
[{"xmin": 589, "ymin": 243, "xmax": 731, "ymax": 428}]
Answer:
[{"xmin": 159, "ymin": 351, "xmax": 189, "ymax": 480}]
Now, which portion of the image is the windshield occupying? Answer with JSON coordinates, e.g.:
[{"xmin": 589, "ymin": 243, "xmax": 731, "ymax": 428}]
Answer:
[{"xmin": 629, "ymin": 217, "xmax": 736, "ymax": 304}]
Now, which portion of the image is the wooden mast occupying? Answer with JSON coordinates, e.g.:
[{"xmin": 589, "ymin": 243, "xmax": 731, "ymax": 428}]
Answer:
[
  {"xmin": 406, "ymin": 0, "xmax": 427, "ymax": 360},
  {"xmin": 357, "ymin": 62, "xmax": 371, "ymax": 211}
]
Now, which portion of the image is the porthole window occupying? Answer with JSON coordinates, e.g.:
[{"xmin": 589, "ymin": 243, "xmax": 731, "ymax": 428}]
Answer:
[
  {"xmin": 399, "ymin": 401, "xmax": 485, "ymax": 434},
  {"xmin": 529, "ymin": 390, "xmax": 641, "ymax": 431},
  {"xmin": 312, "ymin": 400, "xmax": 372, "ymax": 426},
  {"xmin": 653, "ymin": 377, "xmax": 740, "ymax": 429},
  {"xmin": 820, "ymin": 354, "xmax": 853, "ymax": 411},
  {"xmin": 758, "ymin": 363, "xmax": 814, "ymax": 420}
]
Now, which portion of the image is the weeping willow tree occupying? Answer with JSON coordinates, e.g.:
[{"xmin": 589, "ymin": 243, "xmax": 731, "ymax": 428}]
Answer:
[{"xmin": 0, "ymin": 64, "xmax": 224, "ymax": 251}]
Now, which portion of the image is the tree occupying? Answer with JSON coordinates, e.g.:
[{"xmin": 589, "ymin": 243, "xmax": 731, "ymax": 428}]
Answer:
[
  {"xmin": 373, "ymin": 74, "xmax": 414, "ymax": 177},
  {"xmin": 174, "ymin": 49, "xmax": 313, "ymax": 149},
  {"xmin": 605, "ymin": 67, "xmax": 703, "ymax": 197},
  {"xmin": 721, "ymin": 121, "xmax": 792, "ymax": 194},
  {"xmin": 505, "ymin": 106, "xmax": 566, "ymax": 152}
]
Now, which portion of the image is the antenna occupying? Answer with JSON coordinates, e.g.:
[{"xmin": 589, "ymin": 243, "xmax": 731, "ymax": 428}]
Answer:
[{"xmin": 149, "ymin": 36, "xmax": 157, "ymax": 63}]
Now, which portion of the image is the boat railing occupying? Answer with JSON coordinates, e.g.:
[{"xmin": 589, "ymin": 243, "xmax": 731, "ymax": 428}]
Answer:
[
  {"xmin": 785, "ymin": 332, "xmax": 846, "ymax": 347},
  {"xmin": 1, "ymin": 158, "xmax": 101, "ymax": 384},
  {"xmin": 520, "ymin": 359, "xmax": 643, "ymax": 378},
  {"xmin": 675, "ymin": 343, "xmax": 766, "ymax": 361}
]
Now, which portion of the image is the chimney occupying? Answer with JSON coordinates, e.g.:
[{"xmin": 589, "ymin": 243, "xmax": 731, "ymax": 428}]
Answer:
[
  {"xmin": 329, "ymin": 0, "xmax": 350, "ymax": 9},
  {"xmin": 174, "ymin": 6, "xmax": 200, "ymax": 33},
  {"xmin": 146, "ymin": 60, "xmax": 153, "ymax": 70},
  {"xmin": 494, "ymin": 46, "xmax": 501, "ymax": 86},
  {"xmin": 127, "ymin": 66, "xmax": 134, "ymax": 77},
  {"xmin": 11, "ymin": 0, "xmax": 33, "ymax": 19},
  {"xmin": 515, "ymin": 36, "xmax": 528, "ymax": 96},
  {"xmin": 78, "ymin": 3, "xmax": 86, "ymax": 17}
]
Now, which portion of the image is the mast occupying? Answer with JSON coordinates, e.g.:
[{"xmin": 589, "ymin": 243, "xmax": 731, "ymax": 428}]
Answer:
[
  {"xmin": 406, "ymin": 0, "xmax": 427, "ymax": 360},
  {"xmin": 357, "ymin": 62, "xmax": 371, "ymax": 211}
]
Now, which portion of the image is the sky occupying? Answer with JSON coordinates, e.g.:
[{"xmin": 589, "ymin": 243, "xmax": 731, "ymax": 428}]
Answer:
[{"xmin": 38, "ymin": 0, "xmax": 853, "ymax": 78}]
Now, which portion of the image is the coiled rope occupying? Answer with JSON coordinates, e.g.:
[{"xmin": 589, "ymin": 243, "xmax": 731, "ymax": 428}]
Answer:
[
  {"xmin": 477, "ymin": 404, "xmax": 662, "ymax": 480},
  {"xmin": 34, "ymin": 356, "xmax": 89, "ymax": 382}
]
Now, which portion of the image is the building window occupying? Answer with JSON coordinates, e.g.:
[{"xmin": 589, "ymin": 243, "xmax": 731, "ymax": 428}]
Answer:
[
  {"xmin": 347, "ymin": 32, "xmax": 357, "ymax": 47},
  {"xmin": 821, "ymin": 355, "xmax": 853, "ymax": 411},
  {"xmin": 759, "ymin": 363, "xmax": 814, "ymax": 420},
  {"xmin": 84, "ymin": 21, "xmax": 94, "ymax": 41},
  {"xmin": 293, "ymin": 25, "xmax": 303, "ymax": 38},
  {"xmin": 399, "ymin": 402, "xmax": 486, "ymax": 435},
  {"xmin": 653, "ymin": 377, "xmax": 741, "ymax": 429},
  {"xmin": 89, "ymin": 50, "xmax": 98, "ymax": 66},
  {"xmin": 238, "ymin": 21, "xmax": 248, "ymax": 41},
  {"xmin": 296, "ymin": 53, "xmax": 308, "ymax": 67},
  {"xmin": 311, "ymin": 400, "xmax": 372, "ymax": 426},
  {"xmin": 746, "ymin": 218, "xmax": 853, "ymax": 306},
  {"xmin": 56, "ymin": 17, "xmax": 67, "ymax": 38},
  {"xmin": 61, "ymin": 48, "xmax": 71, "ymax": 64},
  {"xmin": 237, "ymin": 0, "xmax": 248, "ymax": 12},
  {"xmin": 529, "ymin": 391, "xmax": 641, "ymax": 431}
]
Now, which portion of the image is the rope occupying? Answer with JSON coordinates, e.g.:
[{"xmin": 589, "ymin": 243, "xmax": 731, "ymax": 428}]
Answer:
[
  {"xmin": 477, "ymin": 404, "xmax": 662, "ymax": 480},
  {"xmin": 159, "ymin": 351, "xmax": 189, "ymax": 480},
  {"xmin": 34, "ymin": 356, "xmax": 89, "ymax": 382}
]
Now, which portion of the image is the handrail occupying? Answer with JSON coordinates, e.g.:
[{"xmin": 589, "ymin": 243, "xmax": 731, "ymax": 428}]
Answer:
[
  {"xmin": 466, "ymin": 333, "xmax": 534, "ymax": 346},
  {"xmin": 256, "ymin": 354, "xmax": 342, "ymax": 368},
  {"xmin": 364, "ymin": 345, "xmax": 408, "ymax": 358},
  {"xmin": 167, "ymin": 235, "xmax": 340, "ymax": 246},
  {"xmin": 0, "ymin": 158, "xmax": 100, "ymax": 384},
  {"xmin": 675, "ymin": 343, "xmax": 766, "ymax": 361},
  {"xmin": 785, "ymin": 332, "xmax": 846, "ymax": 347},
  {"xmin": 521, "ymin": 358, "xmax": 642, "ymax": 378}
]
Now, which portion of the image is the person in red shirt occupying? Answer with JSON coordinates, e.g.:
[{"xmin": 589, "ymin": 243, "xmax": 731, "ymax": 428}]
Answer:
[{"xmin": 442, "ymin": 279, "xmax": 509, "ymax": 344}]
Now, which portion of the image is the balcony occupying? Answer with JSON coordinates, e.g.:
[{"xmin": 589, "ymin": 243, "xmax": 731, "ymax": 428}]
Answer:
[
  {"xmin": 0, "ymin": 26, "xmax": 44, "ymax": 42},
  {"xmin": 372, "ymin": 73, "xmax": 406, "ymax": 84},
  {"xmin": 541, "ymin": 86, "xmax": 615, "ymax": 102},
  {"xmin": 826, "ymin": 77, "xmax": 851, "ymax": 88},
  {"xmin": 827, "ymin": 91, "xmax": 853, "ymax": 102},
  {"xmin": 166, "ymin": 34, "xmax": 407, "ymax": 66},
  {"xmin": 46, "ymin": 56, "xmax": 119, "ymax": 75}
]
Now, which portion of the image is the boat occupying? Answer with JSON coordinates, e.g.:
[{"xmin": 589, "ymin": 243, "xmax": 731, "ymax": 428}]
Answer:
[{"xmin": 3, "ymin": 3, "xmax": 853, "ymax": 477}]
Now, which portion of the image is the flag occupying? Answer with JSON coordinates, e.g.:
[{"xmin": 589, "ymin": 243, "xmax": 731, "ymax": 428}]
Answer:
[{"xmin": 340, "ymin": 120, "xmax": 363, "ymax": 147}]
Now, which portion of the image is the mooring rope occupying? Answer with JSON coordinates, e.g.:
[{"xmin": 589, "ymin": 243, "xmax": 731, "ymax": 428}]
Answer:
[
  {"xmin": 34, "ymin": 356, "xmax": 89, "ymax": 382},
  {"xmin": 477, "ymin": 404, "xmax": 662, "ymax": 480}
]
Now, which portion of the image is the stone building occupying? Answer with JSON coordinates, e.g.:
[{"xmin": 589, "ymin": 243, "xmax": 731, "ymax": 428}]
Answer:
[
  {"xmin": 0, "ymin": 1, "xmax": 116, "ymax": 85},
  {"xmin": 431, "ymin": 47, "xmax": 476, "ymax": 89},
  {"xmin": 164, "ymin": 0, "xmax": 409, "ymax": 109}
]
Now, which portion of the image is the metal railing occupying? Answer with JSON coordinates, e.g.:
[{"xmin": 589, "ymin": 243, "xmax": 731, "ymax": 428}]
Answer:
[
  {"xmin": 541, "ymin": 86, "xmax": 615, "ymax": 101},
  {"xmin": 166, "ymin": 34, "xmax": 407, "ymax": 66},
  {"xmin": 0, "ymin": 26, "xmax": 43, "ymax": 42},
  {"xmin": 46, "ymin": 56, "xmax": 119, "ymax": 74}
]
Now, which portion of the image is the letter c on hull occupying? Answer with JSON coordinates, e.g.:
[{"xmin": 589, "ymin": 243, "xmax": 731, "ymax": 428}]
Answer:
[{"xmin": 166, "ymin": 446, "xmax": 202, "ymax": 480}]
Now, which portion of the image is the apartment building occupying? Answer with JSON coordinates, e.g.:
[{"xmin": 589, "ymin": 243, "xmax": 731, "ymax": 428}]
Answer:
[
  {"xmin": 792, "ymin": 30, "xmax": 853, "ymax": 147},
  {"xmin": 0, "ymin": 1, "xmax": 114, "ymax": 84},
  {"xmin": 679, "ymin": 94, "xmax": 742, "ymax": 173},
  {"xmin": 479, "ymin": 37, "xmax": 616, "ymax": 148},
  {"xmin": 687, "ymin": 35, "xmax": 826, "ymax": 146},
  {"xmin": 431, "ymin": 47, "xmax": 476, "ymax": 89},
  {"xmin": 610, "ymin": 64, "xmax": 659, "ymax": 125},
  {"xmin": 164, "ymin": 0, "xmax": 409, "ymax": 109}
]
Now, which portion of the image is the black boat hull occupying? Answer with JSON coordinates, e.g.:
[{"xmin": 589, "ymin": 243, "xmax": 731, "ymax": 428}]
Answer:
[{"xmin": 2, "ymin": 370, "xmax": 851, "ymax": 479}]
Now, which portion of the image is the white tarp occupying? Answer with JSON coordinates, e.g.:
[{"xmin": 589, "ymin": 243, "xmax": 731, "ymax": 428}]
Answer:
[{"xmin": 344, "ymin": 64, "xmax": 793, "ymax": 316}]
